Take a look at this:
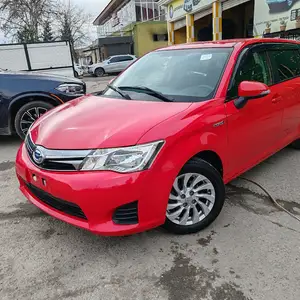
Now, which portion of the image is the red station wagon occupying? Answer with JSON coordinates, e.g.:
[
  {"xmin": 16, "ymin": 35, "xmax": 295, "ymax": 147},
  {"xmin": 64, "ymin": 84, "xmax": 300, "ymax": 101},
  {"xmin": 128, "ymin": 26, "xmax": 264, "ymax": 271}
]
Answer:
[{"xmin": 16, "ymin": 39, "xmax": 300, "ymax": 236}]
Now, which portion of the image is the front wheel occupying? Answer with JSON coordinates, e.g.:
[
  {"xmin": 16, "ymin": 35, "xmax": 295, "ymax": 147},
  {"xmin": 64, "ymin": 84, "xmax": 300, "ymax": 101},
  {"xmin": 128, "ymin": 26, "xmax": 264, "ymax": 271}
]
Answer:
[
  {"xmin": 95, "ymin": 68, "xmax": 104, "ymax": 77},
  {"xmin": 163, "ymin": 158, "xmax": 225, "ymax": 234},
  {"xmin": 14, "ymin": 101, "xmax": 54, "ymax": 140}
]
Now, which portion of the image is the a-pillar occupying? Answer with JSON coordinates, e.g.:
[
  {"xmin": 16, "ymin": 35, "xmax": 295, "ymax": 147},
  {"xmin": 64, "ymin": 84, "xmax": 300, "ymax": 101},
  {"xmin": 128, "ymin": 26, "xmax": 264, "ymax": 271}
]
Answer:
[
  {"xmin": 212, "ymin": 1, "xmax": 222, "ymax": 41},
  {"xmin": 186, "ymin": 14, "xmax": 195, "ymax": 43},
  {"xmin": 168, "ymin": 22, "xmax": 175, "ymax": 45}
]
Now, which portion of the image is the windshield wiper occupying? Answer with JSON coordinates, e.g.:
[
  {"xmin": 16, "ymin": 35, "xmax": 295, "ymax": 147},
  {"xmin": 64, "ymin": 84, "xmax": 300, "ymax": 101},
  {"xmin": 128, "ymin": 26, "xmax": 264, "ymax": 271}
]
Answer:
[
  {"xmin": 107, "ymin": 84, "xmax": 131, "ymax": 100},
  {"xmin": 119, "ymin": 86, "xmax": 173, "ymax": 102}
]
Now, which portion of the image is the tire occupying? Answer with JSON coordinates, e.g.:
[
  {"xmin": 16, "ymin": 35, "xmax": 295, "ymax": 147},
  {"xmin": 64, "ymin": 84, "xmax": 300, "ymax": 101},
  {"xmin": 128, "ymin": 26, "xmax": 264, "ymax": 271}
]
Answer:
[
  {"xmin": 290, "ymin": 139, "xmax": 300, "ymax": 149},
  {"xmin": 95, "ymin": 68, "xmax": 104, "ymax": 77},
  {"xmin": 14, "ymin": 101, "xmax": 54, "ymax": 140},
  {"xmin": 163, "ymin": 158, "xmax": 225, "ymax": 234}
]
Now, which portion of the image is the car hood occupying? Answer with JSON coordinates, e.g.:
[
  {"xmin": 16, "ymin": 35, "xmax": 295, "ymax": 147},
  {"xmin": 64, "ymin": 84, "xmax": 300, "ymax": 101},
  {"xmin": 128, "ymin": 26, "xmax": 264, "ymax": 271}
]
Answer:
[
  {"xmin": 30, "ymin": 95, "xmax": 191, "ymax": 149},
  {"xmin": 2, "ymin": 70, "xmax": 83, "ymax": 84}
]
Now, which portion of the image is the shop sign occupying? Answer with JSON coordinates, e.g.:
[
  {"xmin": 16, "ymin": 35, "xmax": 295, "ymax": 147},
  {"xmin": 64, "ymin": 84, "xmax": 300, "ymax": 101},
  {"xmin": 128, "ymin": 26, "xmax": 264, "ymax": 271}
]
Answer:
[
  {"xmin": 254, "ymin": 0, "xmax": 300, "ymax": 36},
  {"xmin": 167, "ymin": 0, "xmax": 214, "ymax": 21}
]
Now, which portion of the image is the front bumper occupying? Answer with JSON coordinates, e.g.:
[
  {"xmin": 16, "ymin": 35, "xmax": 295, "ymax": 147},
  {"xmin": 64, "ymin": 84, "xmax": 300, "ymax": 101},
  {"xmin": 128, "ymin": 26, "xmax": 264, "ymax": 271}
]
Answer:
[{"xmin": 16, "ymin": 143, "xmax": 170, "ymax": 236}]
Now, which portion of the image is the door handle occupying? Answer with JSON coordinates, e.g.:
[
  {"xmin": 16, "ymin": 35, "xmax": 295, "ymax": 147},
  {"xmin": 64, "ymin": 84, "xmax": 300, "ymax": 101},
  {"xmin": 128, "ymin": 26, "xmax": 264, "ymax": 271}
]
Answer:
[{"xmin": 271, "ymin": 96, "xmax": 281, "ymax": 104}]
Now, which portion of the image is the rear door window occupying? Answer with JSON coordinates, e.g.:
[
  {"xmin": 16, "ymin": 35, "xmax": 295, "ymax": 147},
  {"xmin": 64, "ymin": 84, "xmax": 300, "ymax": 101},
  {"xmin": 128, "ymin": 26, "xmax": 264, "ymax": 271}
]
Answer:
[
  {"xmin": 110, "ymin": 57, "xmax": 121, "ymax": 63},
  {"xmin": 267, "ymin": 47, "xmax": 300, "ymax": 83},
  {"xmin": 119, "ymin": 56, "xmax": 134, "ymax": 62}
]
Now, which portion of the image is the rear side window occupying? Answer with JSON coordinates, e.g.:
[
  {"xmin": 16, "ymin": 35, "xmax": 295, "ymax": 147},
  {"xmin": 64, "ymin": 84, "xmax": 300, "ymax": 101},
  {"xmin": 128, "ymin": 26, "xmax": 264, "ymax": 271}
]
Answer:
[
  {"xmin": 120, "ymin": 56, "xmax": 134, "ymax": 62},
  {"xmin": 110, "ymin": 57, "xmax": 120, "ymax": 63},
  {"xmin": 268, "ymin": 49, "xmax": 300, "ymax": 83}
]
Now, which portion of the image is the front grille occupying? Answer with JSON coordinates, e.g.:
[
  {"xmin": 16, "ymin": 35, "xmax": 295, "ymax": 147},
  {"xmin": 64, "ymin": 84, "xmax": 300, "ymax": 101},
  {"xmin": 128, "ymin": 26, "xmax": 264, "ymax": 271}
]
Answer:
[
  {"xmin": 113, "ymin": 201, "xmax": 138, "ymax": 225},
  {"xmin": 25, "ymin": 134, "xmax": 35, "ymax": 156},
  {"xmin": 25, "ymin": 134, "xmax": 89, "ymax": 171},
  {"xmin": 25, "ymin": 182, "xmax": 87, "ymax": 220},
  {"xmin": 41, "ymin": 160, "xmax": 78, "ymax": 171}
]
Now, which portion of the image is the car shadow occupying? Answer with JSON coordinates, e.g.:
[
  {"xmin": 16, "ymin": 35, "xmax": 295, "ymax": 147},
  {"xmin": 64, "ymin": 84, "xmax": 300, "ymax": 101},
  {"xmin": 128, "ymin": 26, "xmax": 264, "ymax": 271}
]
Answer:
[{"xmin": 0, "ymin": 135, "xmax": 21, "ymax": 144}]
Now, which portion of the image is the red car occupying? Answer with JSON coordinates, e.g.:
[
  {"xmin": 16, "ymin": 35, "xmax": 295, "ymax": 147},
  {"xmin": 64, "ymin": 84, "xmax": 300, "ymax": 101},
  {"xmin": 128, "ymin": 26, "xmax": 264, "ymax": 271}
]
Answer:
[{"xmin": 16, "ymin": 39, "xmax": 300, "ymax": 236}]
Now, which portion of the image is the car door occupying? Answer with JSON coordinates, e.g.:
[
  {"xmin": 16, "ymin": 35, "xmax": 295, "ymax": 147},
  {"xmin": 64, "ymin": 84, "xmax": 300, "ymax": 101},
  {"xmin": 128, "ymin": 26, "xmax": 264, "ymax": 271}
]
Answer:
[
  {"xmin": 267, "ymin": 43, "xmax": 300, "ymax": 143},
  {"xmin": 112, "ymin": 56, "xmax": 131, "ymax": 72},
  {"xmin": 121, "ymin": 56, "xmax": 135, "ymax": 70},
  {"xmin": 225, "ymin": 46, "xmax": 284, "ymax": 176},
  {"xmin": 0, "ymin": 74, "xmax": 9, "ymax": 134},
  {"xmin": 106, "ymin": 56, "xmax": 121, "ymax": 73}
]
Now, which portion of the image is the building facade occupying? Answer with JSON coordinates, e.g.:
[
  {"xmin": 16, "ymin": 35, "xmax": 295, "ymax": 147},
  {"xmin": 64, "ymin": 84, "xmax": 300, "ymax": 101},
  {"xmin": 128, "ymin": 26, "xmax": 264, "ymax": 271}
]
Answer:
[
  {"xmin": 93, "ymin": 0, "xmax": 168, "ymax": 59},
  {"xmin": 254, "ymin": 0, "xmax": 300, "ymax": 40},
  {"xmin": 158, "ymin": 0, "xmax": 255, "ymax": 44}
]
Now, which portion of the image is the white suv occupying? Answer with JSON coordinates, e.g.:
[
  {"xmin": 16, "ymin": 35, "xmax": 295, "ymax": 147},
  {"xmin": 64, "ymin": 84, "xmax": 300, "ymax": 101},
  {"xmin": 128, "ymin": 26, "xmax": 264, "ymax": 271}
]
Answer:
[{"xmin": 88, "ymin": 55, "xmax": 137, "ymax": 77}]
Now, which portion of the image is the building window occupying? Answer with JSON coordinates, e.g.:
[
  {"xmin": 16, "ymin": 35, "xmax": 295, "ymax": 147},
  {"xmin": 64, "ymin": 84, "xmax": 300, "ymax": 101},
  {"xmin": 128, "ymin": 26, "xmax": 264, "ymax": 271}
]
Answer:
[
  {"xmin": 142, "ymin": 2, "xmax": 147, "ymax": 20},
  {"xmin": 153, "ymin": 34, "xmax": 168, "ymax": 41},
  {"xmin": 136, "ymin": 2, "xmax": 142, "ymax": 21},
  {"xmin": 135, "ymin": 0, "xmax": 166, "ymax": 22}
]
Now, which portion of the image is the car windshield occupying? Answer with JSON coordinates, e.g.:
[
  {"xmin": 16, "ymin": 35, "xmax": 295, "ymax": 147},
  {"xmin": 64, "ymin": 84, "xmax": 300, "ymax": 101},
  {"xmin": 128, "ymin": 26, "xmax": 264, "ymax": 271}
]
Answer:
[{"xmin": 101, "ymin": 48, "xmax": 232, "ymax": 102}]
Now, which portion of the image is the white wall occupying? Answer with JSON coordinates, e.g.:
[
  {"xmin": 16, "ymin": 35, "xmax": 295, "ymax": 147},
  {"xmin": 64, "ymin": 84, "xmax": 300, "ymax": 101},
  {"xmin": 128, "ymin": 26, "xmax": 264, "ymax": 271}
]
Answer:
[{"xmin": 97, "ymin": 0, "xmax": 136, "ymax": 37}]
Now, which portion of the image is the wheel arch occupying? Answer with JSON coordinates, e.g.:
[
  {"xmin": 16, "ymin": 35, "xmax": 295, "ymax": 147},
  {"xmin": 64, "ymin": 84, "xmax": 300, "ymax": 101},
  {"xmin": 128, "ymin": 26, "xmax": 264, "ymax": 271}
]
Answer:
[
  {"xmin": 191, "ymin": 150, "xmax": 223, "ymax": 177},
  {"xmin": 95, "ymin": 66, "xmax": 105, "ymax": 74},
  {"xmin": 8, "ymin": 93, "xmax": 62, "ymax": 133}
]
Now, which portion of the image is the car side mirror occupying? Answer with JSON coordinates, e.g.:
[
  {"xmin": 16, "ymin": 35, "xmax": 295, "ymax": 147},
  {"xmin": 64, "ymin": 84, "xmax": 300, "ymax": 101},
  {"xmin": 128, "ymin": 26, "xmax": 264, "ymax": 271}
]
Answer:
[{"xmin": 234, "ymin": 81, "xmax": 270, "ymax": 109}]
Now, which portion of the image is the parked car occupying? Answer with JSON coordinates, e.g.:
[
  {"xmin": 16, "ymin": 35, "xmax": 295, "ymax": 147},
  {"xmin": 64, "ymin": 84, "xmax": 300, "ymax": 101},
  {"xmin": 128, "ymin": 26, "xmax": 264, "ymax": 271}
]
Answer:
[
  {"xmin": 74, "ymin": 64, "xmax": 84, "ymax": 77},
  {"xmin": 16, "ymin": 39, "xmax": 300, "ymax": 236},
  {"xmin": 0, "ymin": 69, "xmax": 86, "ymax": 139},
  {"xmin": 88, "ymin": 55, "xmax": 137, "ymax": 77}
]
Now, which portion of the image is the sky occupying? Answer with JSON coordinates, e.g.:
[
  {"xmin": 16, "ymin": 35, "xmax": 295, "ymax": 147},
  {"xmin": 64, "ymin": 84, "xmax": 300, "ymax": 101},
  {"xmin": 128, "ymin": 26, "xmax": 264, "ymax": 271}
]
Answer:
[
  {"xmin": 0, "ymin": 0, "xmax": 111, "ymax": 43},
  {"xmin": 73, "ymin": 0, "xmax": 110, "ymax": 19}
]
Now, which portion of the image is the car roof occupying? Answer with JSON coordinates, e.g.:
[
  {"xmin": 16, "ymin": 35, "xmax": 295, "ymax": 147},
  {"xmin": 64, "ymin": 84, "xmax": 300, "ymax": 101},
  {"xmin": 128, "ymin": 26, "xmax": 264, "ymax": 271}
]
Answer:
[
  {"xmin": 156, "ymin": 38, "xmax": 300, "ymax": 51},
  {"xmin": 111, "ymin": 54, "xmax": 135, "ymax": 57}
]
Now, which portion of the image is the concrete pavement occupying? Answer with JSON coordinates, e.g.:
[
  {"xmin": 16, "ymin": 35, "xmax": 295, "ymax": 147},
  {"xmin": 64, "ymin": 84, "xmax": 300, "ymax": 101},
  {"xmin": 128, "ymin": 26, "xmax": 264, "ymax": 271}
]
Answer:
[
  {"xmin": 84, "ymin": 75, "xmax": 115, "ymax": 94},
  {"xmin": 0, "ymin": 77, "xmax": 300, "ymax": 300}
]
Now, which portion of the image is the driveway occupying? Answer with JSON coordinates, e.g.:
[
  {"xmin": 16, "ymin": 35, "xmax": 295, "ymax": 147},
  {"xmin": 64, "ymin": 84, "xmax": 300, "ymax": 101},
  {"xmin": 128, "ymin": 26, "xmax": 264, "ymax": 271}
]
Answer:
[
  {"xmin": 1, "ymin": 77, "xmax": 300, "ymax": 300},
  {"xmin": 84, "ymin": 75, "xmax": 115, "ymax": 94}
]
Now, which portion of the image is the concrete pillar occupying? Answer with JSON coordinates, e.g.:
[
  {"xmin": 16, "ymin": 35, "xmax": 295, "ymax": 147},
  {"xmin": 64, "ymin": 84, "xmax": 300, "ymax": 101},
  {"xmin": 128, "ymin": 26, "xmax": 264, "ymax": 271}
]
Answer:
[
  {"xmin": 212, "ymin": 1, "xmax": 222, "ymax": 41},
  {"xmin": 186, "ymin": 14, "xmax": 195, "ymax": 43},
  {"xmin": 168, "ymin": 22, "xmax": 175, "ymax": 45}
]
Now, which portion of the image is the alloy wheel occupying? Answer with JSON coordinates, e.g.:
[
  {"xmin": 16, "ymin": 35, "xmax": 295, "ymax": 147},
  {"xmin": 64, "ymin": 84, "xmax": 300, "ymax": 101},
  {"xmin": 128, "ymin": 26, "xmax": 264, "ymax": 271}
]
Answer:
[
  {"xmin": 20, "ymin": 107, "xmax": 48, "ymax": 135},
  {"xmin": 166, "ymin": 173, "xmax": 216, "ymax": 226}
]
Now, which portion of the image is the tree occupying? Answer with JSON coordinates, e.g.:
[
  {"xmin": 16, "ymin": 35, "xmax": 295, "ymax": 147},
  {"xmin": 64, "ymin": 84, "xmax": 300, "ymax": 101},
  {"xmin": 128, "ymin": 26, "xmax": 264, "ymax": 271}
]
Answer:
[
  {"xmin": 1, "ymin": 0, "xmax": 92, "ymax": 48},
  {"xmin": 42, "ymin": 19, "xmax": 53, "ymax": 42},
  {"xmin": 56, "ymin": 3, "xmax": 92, "ymax": 61},
  {"xmin": 60, "ymin": 13, "xmax": 73, "ymax": 43},
  {"xmin": 16, "ymin": 25, "xmax": 36, "ymax": 43},
  {"xmin": 0, "ymin": 0, "xmax": 54, "ymax": 43},
  {"xmin": 56, "ymin": 2, "xmax": 92, "ymax": 47}
]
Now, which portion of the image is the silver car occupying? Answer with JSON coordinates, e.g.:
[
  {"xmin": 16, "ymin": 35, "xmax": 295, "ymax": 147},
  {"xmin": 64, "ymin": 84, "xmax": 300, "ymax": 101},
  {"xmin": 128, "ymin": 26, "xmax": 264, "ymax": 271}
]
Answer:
[{"xmin": 88, "ymin": 55, "xmax": 137, "ymax": 77}]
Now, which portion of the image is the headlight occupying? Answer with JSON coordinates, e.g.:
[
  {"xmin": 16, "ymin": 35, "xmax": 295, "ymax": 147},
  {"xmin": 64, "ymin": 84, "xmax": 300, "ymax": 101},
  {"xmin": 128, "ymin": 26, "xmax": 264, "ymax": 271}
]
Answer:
[
  {"xmin": 56, "ymin": 84, "xmax": 84, "ymax": 95},
  {"xmin": 80, "ymin": 141, "xmax": 164, "ymax": 172}
]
